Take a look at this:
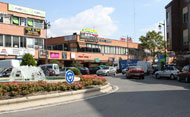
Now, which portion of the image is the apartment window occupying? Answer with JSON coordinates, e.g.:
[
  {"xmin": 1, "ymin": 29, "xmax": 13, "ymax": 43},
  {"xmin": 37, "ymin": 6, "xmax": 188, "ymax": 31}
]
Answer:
[
  {"xmin": 5, "ymin": 35, "xmax": 11, "ymax": 47},
  {"xmin": 38, "ymin": 39, "xmax": 43, "ymax": 49},
  {"xmin": 86, "ymin": 44, "xmax": 91, "ymax": 48},
  {"xmin": 0, "ymin": 14, "xmax": 3, "ymax": 22},
  {"xmin": 125, "ymin": 48, "xmax": 129, "ymax": 55},
  {"xmin": 183, "ymin": 7, "xmax": 188, "ymax": 23},
  {"xmin": 27, "ymin": 18, "xmax": 34, "ymax": 27},
  {"xmin": 0, "ymin": 35, "xmax": 3, "ymax": 46},
  {"xmin": 12, "ymin": 16, "xmax": 19, "ymax": 25},
  {"xmin": 20, "ymin": 37, "xmax": 26, "ymax": 48},
  {"xmin": 3, "ymin": 14, "xmax": 11, "ymax": 24},
  {"xmin": 101, "ymin": 45, "xmax": 105, "ymax": 53},
  {"xmin": 183, "ymin": 29, "xmax": 188, "ymax": 45},
  {"xmin": 13, "ymin": 36, "xmax": 19, "ymax": 48},
  {"xmin": 20, "ymin": 18, "xmax": 26, "ymax": 26},
  {"xmin": 166, "ymin": 11, "xmax": 170, "ymax": 24},
  {"xmin": 34, "ymin": 19, "xmax": 43, "ymax": 29},
  {"xmin": 116, "ymin": 47, "xmax": 119, "ymax": 54}
]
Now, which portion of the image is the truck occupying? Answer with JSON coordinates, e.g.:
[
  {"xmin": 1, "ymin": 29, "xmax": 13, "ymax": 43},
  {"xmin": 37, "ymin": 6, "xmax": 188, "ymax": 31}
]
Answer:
[
  {"xmin": 113, "ymin": 59, "xmax": 139, "ymax": 73},
  {"xmin": 0, "ymin": 60, "xmax": 20, "ymax": 68},
  {"xmin": 137, "ymin": 61, "xmax": 153, "ymax": 74}
]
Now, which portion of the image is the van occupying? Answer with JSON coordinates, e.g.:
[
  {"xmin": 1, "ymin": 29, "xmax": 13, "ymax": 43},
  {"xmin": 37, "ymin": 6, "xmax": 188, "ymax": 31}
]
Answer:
[
  {"xmin": 137, "ymin": 61, "xmax": 153, "ymax": 74},
  {"xmin": 0, "ymin": 60, "xmax": 20, "ymax": 68},
  {"xmin": 39, "ymin": 64, "xmax": 60, "ymax": 76}
]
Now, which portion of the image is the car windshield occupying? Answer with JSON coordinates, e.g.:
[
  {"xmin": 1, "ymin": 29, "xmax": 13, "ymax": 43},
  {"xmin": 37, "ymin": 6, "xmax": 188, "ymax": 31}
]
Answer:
[
  {"xmin": 103, "ymin": 67, "xmax": 109, "ymax": 70},
  {"xmin": 46, "ymin": 66, "xmax": 52, "ymax": 69},
  {"xmin": 130, "ymin": 66, "xmax": 142, "ymax": 70}
]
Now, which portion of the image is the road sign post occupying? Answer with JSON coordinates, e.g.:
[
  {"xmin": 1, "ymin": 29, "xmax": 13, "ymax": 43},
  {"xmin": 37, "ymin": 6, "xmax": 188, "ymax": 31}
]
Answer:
[{"xmin": 65, "ymin": 70, "xmax": 75, "ymax": 84}]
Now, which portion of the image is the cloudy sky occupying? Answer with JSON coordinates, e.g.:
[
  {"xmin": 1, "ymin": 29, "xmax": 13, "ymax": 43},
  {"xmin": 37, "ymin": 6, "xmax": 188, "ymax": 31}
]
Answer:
[{"xmin": 1, "ymin": 0, "xmax": 171, "ymax": 42}]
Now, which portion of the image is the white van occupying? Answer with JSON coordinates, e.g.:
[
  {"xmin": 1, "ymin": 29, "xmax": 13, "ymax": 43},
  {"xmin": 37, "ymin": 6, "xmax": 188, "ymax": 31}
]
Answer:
[
  {"xmin": 0, "ymin": 60, "xmax": 20, "ymax": 68},
  {"xmin": 137, "ymin": 61, "xmax": 153, "ymax": 74},
  {"xmin": 39, "ymin": 64, "xmax": 60, "ymax": 75}
]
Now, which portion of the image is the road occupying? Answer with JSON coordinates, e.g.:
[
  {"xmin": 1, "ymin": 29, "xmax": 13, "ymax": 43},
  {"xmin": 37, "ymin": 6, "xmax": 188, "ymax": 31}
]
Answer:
[{"xmin": 2, "ymin": 74, "xmax": 190, "ymax": 117}]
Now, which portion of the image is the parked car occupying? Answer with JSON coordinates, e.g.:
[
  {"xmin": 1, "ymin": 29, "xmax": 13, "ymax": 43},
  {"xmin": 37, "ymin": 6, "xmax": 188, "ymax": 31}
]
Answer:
[
  {"xmin": 126, "ymin": 66, "xmax": 144, "ymax": 79},
  {"xmin": 78, "ymin": 67, "xmax": 89, "ymax": 75},
  {"xmin": 39, "ymin": 64, "xmax": 60, "ymax": 76},
  {"xmin": 40, "ymin": 66, "xmax": 56, "ymax": 76},
  {"xmin": 89, "ymin": 67, "xmax": 102, "ymax": 74},
  {"xmin": 122, "ymin": 67, "xmax": 128, "ymax": 75},
  {"xmin": 177, "ymin": 65, "xmax": 190, "ymax": 83},
  {"xmin": 59, "ymin": 67, "xmax": 75, "ymax": 76},
  {"xmin": 96, "ymin": 66, "xmax": 116, "ymax": 76},
  {"xmin": 155, "ymin": 65, "xmax": 179, "ymax": 80}
]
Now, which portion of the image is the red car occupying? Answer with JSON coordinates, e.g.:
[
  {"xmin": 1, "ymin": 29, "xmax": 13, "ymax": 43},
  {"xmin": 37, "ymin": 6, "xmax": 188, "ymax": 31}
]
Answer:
[{"xmin": 126, "ymin": 66, "xmax": 144, "ymax": 79}]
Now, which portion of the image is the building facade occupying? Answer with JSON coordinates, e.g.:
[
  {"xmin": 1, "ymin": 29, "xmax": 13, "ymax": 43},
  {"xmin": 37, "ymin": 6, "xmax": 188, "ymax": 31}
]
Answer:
[
  {"xmin": 45, "ymin": 32, "xmax": 151, "ymax": 67},
  {"xmin": 0, "ymin": 2, "xmax": 46, "ymax": 60},
  {"xmin": 166, "ymin": 0, "xmax": 190, "ymax": 55}
]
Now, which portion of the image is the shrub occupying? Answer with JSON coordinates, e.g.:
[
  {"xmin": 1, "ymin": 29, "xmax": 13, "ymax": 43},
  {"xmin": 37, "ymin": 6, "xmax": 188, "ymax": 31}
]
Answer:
[
  {"xmin": 69, "ymin": 68, "xmax": 81, "ymax": 75},
  {"xmin": 10, "ymin": 91, "xmax": 18, "ymax": 97},
  {"xmin": 21, "ymin": 53, "xmax": 37, "ymax": 66}
]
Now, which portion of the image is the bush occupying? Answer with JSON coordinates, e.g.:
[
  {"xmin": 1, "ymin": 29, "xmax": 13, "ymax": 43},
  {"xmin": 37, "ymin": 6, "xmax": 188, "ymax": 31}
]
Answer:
[
  {"xmin": 21, "ymin": 53, "xmax": 37, "ymax": 66},
  {"xmin": 69, "ymin": 68, "xmax": 81, "ymax": 75}
]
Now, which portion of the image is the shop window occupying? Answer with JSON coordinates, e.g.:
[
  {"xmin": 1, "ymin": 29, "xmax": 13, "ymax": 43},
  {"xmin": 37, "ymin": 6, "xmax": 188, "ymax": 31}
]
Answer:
[
  {"xmin": 116, "ymin": 47, "xmax": 119, "ymax": 55},
  {"xmin": 20, "ymin": 37, "xmax": 26, "ymax": 48},
  {"xmin": 12, "ymin": 16, "xmax": 19, "ymax": 25},
  {"xmin": 13, "ymin": 36, "xmax": 19, "ymax": 48},
  {"xmin": 0, "ymin": 35, "xmax": 3, "ymax": 46},
  {"xmin": 183, "ymin": 29, "xmax": 188, "ymax": 45},
  {"xmin": 5, "ymin": 35, "xmax": 12, "ymax": 47},
  {"xmin": 0, "ymin": 14, "xmax": 3, "ymax": 22},
  {"xmin": 27, "ymin": 38, "xmax": 35, "ymax": 48},
  {"xmin": 27, "ymin": 18, "xmax": 34, "ymax": 27},
  {"xmin": 183, "ymin": 7, "xmax": 188, "ymax": 23},
  {"xmin": 20, "ymin": 18, "xmax": 26, "ymax": 26}
]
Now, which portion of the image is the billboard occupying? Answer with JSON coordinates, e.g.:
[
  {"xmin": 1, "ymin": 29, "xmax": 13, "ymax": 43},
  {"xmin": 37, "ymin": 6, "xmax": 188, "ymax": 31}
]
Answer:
[{"xmin": 80, "ymin": 29, "xmax": 99, "ymax": 40}]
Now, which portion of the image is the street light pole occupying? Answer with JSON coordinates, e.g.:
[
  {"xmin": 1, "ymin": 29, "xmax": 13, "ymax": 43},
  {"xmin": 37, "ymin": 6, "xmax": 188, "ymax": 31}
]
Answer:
[{"xmin": 159, "ymin": 20, "xmax": 167, "ymax": 66}]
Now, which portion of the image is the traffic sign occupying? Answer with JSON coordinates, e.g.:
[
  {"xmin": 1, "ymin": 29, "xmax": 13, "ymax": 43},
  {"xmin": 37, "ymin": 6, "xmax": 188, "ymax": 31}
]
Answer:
[{"xmin": 65, "ymin": 70, "xmax": 75, "ymax": 84}]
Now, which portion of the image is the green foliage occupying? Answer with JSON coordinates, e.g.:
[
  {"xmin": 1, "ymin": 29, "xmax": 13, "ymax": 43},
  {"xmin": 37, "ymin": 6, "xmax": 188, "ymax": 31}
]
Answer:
[
  {"xmin": 21, "ymin": 53, "xmax": 37, "ymax": 66},
  {"xmin": 69, "ymin": 68, "xmax": 81, "ymax": 75},
  {"xmin": 71, "ymin": 61, "xmax": 83, "ymax": 67},
  {"xmin": 50, "ymin": 60, "xmax": 63, "ymax": 67},
  {"xmin": 139, "ymin": 30, "xmax": 166, "ymax": 57}
]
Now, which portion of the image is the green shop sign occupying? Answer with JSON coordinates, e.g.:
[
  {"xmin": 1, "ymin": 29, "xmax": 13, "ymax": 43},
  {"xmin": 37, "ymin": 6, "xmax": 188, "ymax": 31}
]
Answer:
[{"xmin": 8, "ymin": 4, "xmax": 46, "ymax": 17}]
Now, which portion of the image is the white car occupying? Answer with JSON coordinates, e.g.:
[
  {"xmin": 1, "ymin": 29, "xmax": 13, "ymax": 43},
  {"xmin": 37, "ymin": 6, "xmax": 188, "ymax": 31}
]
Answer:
[
  {"xmin": 96, "ymin": 66, "xmax": 116, "ymax": 76},
  {"xmin": 155, "ymin": 66, "xmax": 179, "ymax": 80}
]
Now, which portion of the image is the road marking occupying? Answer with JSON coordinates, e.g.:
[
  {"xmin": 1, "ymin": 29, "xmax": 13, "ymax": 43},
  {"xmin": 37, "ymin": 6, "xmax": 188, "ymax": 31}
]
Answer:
[{"xmin": 0, "ymin": 85, "xmax": 119, "ymax": 115}]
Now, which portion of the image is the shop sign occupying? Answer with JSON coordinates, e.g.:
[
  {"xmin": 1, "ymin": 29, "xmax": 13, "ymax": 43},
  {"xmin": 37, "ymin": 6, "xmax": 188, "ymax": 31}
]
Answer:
[
  {"xmin": 50, "ymin": 52, "xmax": 60, "ymax": 58},
  {"xmin": 71, "ymin": 53, "xmax": 76, "ymax": 59},
  {"xmin": 39, "ymin": 50, "xmax": 48, "ymax": 58},
  {"xmin": 78, "ymin": 55, "xmax": 89, "ymax": 58},
  {"xmin": 0, "ymin": 48, "xmax": 35, "ymax": 56},
  {"xmin": 120, "ymin": 37, "xmax": 133, "ymax": 42},
  {"xmin": 64, "ymin": 35, "xmax": 77, "ymax": 41},
  {"xmin": 80, "ymin": 29, "xmax": 99, "ymax": 40},
  {"xmin": 62, "ymin": 52, "xmax": 67, "ymax": 59},
  {"xmin": 8, "ymin": 4, "xmax": 46, "ymax": 17},
  {"xmin": 25, "ymin": 27, "xmax": 41, "ymax": 36},
  {"xmin": 94, "ymin": 58, "xmax": 100, "ymax": 63}
]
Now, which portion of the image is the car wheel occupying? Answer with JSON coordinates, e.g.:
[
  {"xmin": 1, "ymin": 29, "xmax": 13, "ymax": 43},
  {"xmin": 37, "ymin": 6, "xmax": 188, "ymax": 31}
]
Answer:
[
  {"xmin": 155, "ymin": 74, "xmax": 160, "ymax": 79},
  {"xmin": 170, "ymin": 74, "xmax": 175, "ymax": 80},
  {"xmin": 106, "ymin": 72, "xmax": 109, "ymax": 76},
  {"xmin": 185, "ymin": 77, "xmax": 189, "ymax": 83},
  {"xmin": 114, "ymin": 72, "xmax": 116, "ymax": 76}
]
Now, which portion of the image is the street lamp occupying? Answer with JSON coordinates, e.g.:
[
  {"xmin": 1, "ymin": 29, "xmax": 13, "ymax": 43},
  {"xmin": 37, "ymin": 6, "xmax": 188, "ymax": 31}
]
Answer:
[{"xmin": 158, "ymin": 20, "xmax": 167, "ymax": 66}]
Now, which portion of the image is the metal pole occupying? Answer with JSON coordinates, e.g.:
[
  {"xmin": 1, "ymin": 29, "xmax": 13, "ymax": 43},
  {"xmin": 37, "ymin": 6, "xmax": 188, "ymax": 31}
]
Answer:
[{"xmin": 163, "ymin": 21, "xmax": 167, "ymax": 66}]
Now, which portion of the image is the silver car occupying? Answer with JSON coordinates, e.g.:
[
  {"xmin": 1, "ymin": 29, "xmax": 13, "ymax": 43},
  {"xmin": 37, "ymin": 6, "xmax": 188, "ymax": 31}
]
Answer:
[
  {"xmin": 96, "ymin": 66, "xmax": 116, "ymax": 76},
  {"xmin": 59, "ymin": 67, "xmax": 75, "ymax": 76},
  {"xmin": 155, "ymin": 66, "xmax": 179, "ymax": 80}
]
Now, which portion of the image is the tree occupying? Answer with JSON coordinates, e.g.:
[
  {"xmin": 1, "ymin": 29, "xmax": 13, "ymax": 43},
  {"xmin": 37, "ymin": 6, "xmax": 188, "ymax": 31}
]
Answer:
[
  {"xmin": 50, "ymin": 59, "xmax": 64, "ymax": 68},
  {"xmin": 139, "ymin": 30, "xmax": 166, "ymax": 60},
  {"xmin": 21, "ymin": 53, "xmax": 37, "ymax": 66},
  {"xmin": 71, "ymin": 61, "xmax": 83, "ymax": 67}
]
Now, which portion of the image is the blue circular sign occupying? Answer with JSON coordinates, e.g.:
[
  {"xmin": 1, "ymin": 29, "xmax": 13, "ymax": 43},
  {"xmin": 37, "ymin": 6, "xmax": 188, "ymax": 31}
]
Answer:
[{"xmin": 65, "ymin": 70, "xmax": 75, "ymax": 84}]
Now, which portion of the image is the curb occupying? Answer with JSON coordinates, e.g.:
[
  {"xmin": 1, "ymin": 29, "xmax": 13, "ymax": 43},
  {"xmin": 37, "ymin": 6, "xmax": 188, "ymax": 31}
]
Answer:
[{"xmin": 0, "ymin": 83, "xmax": 113, "ymax": 112}]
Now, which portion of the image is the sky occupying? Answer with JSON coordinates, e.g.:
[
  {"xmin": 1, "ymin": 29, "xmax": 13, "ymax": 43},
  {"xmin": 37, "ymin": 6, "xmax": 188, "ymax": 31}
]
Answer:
[{"xmin": 1, "ymin": 0, "xmax": 172, "ymax": 43}]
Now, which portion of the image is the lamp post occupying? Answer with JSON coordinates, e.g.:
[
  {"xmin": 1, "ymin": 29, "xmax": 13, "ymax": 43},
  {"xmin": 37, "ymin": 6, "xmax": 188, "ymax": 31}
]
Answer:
[{"xmin": 158, "ymin": 20, "xmax": 167, "ymax": 66}]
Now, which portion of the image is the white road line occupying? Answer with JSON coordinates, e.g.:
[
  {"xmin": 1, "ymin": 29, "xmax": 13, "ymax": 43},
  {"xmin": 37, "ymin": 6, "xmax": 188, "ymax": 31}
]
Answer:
[{"xmin": 0, "ymin": 85, "xmax": 119, "ymax": 115}]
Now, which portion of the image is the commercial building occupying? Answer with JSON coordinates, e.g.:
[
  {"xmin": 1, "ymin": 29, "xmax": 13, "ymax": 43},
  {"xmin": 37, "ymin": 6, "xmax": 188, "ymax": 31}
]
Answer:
[
  {"xmin": 166, "ymin": 0, "xmax": 190, "ymax": 57},
  {"xmin": 0, "ymin": 2, "xmax": 47, "ymax": 61},
  {"xmin": 45, "ymin": 30, "xmax": 151, "ymax": 67}
]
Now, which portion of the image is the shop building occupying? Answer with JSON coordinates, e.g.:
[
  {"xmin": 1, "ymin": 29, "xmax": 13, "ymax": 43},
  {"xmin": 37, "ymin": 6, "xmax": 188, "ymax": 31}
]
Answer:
[
  {"xmin": 0, "ymin": 2, "xmax": 46, "ymax": 60},
  {"xmin": 45, "ymin": 30, "xmax": 151, "ymax": 67}
]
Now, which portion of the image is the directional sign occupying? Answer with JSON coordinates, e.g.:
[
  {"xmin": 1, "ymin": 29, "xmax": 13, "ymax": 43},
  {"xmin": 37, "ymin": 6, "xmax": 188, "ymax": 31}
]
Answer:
[{"xmin": 65, "ymin": 70, "xmax": 75, "ymax": 84}]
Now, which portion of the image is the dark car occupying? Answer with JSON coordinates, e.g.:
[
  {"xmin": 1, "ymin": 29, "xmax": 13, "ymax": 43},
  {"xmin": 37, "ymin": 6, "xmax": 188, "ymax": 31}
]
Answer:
[
  {"xmin": 126, "ymin": 66, "xmax": 144, "ymax": 79},
  {"xmin": 78, "ymin": 67, "xmax": 89, "ymax": 75},
  {"xmin": 40, "ymin": 66, "xmax": 56, "ymax": 76},
  {"xmin": 177, "ymin": 65, "xmax": 190, "ymax": 83},
  {"xmin": 89, "ymin": 67, "xmax": 101, "ymax": 74}
]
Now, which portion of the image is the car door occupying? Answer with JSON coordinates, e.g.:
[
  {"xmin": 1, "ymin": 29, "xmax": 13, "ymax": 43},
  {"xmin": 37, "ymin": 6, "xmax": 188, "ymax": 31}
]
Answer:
[{"xmin": 164, "ymin": 67, "xmax": 172, "ymax": 77}]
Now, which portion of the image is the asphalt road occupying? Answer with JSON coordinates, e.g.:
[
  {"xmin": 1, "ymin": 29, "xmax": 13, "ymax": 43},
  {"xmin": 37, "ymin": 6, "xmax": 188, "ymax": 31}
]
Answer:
[{"xmin": 2, "ymin": 74, "xmax": 190, "ymax": 117}]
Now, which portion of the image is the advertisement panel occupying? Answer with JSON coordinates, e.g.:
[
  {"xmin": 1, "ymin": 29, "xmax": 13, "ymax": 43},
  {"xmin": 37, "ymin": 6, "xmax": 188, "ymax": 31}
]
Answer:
[
  {"xmin": 50, "ymin": 52, "xmax": 60, "ymax": 58},
  {"xmin": 25, "ymin": 27, "xmax": 41, "ymax": 36},
  {"xmin": 80, "ymin": 29, "xmax": 99, "ymax": 40},
  {"xmin": 0, "ymin": 48, "xmax": 35, "ymax": 56},
  {"xmin": 8, "ymin": 4, "xmax": 46, "ymax": 17}
]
